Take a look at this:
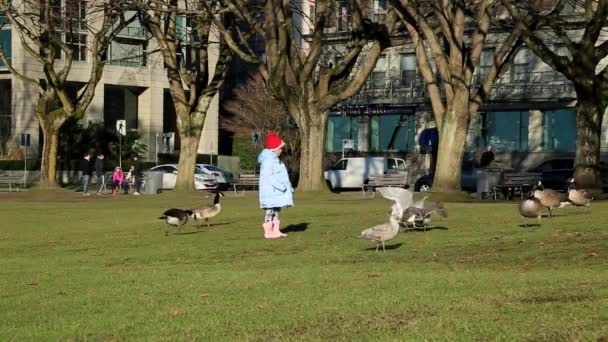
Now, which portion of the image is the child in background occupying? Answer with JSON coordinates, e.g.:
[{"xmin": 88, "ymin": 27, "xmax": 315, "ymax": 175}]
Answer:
[{"xmin": 111, "ymin": 166, "xmax": 124, "ymax": 195}]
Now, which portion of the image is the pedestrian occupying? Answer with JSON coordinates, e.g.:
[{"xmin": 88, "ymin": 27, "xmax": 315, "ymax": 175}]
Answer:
[
  {"xmin": 480, "ymin": 145, "xmax": 495, "ymax": 168},
  {"xmin": 132, "ymin": 156, "xmax": 143, "ymax": 195},
  {"xmin": 111, "ymin": 166, "xmax": 124, "ymax": 195},
  {"xmin": 95, "ymin": 153, "xmax": 105, "ymax": 195},
  {"xmin": 258, "ymin": 131, "xmax": 293, "ymax": 239},
  {"xmin": 80, "ymin": 152, "xmax": 92, "ymax": 196}
]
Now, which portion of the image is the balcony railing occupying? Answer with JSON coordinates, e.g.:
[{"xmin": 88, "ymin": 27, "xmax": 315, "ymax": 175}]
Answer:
[{"xmin": 345, "ymin": 71, "xmax": 575, "ymax": 105}]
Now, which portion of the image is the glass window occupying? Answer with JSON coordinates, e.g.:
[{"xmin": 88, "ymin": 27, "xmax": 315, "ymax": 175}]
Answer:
[
  {"xmin": 476, "ymin": 48, "xmax": 495, "ymax": 81},
  {"xmin": 66, "ymin": 32, "xmax": 87, "ymax": 62},
  {"xmin": 0, "ymin": 29, "xmax": 11, "ymax": 67},
  {"xmin": 370, "ymin": 114, "xmax": 416, "ymax": 152},
  {"xmin": 326, "ymin": 115, "xmax": 358, "ymax": 152},
  {"xmin": 472, "ymin": 111, "xmax": 529, "ymax": 151},
  {"xmin": 110, "ymin": 37, "xmax": 147, "ymax": 67},
  {"xmin": 336, "ymin": 1, "xmax": 350, "ymax": 32},
  {"xmin": 543, "ymin": 109, "xmax": 576, "ymax": 151},
  {"xmin": 331, "ymin": 159, "xmax": 348, "ymax": 170},
  {"xmin": 400, "ymin": 54, "xmax": 418, "ymax": 87},
  {"xmin": 371, "ymin": 56, "xmax": 387, "ymax": 88},
  {"xmin": 512, "ymin": 47, "xmax": 529, "ymax": 82}
]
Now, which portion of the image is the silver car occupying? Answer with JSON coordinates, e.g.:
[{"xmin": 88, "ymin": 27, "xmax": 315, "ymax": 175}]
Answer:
[
  {"xmin": 149, "ymin": 164, "xmax": 217, "ymax": 190},
  {"xmin": 196, "ymin": 164, "xmax": 234, "ymax": 188}
]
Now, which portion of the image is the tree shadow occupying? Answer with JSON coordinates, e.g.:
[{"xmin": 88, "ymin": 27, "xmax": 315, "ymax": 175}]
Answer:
[
  {"xmin": 401, "ymin": 226, "xmax": 449, "ymax": 233},
  {"xmin": 364, "ymin": 242, "xmax": 403, "ymax": 251},
  {"xmin": 519, "ymin": 223, "xmax": 541, "ymax": 228},
  {"xmin": 192, "ymin": 221, "xmax": 235, "ymax": 228},
  {"xmin": 282, "ymin": 222, "xmax": 309, "ymax": 233}
]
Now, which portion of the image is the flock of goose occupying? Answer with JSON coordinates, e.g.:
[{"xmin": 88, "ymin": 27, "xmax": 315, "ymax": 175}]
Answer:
[
  {"xmin": 361, "ymin": 177, "xmax": 595, "ymax": 252},
  {"xmin": 360, "ymin": 187, "xmax": 447, "ymax": 252},
  {"xmin": 159, "ymin": 191, "xmax": 224, "ymax": 234},
  {"xmin": 519, "ymin": 178, "xmax": 594, "ymax": 226}
]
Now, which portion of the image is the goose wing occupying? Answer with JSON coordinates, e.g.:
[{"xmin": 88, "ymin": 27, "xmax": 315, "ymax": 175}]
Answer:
[{"xmin": 377, "ymin": 187, "xmax": 413, "ymax": 214}]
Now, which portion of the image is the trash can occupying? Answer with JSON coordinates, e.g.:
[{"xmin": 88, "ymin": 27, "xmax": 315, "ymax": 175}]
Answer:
[
  {"xmin": 144, "ymin": 171, "xmax": 163, "ymax": 194},
  {"xmin": 476, "ymin": 168, "xmax": 501, "ymax": 199}
]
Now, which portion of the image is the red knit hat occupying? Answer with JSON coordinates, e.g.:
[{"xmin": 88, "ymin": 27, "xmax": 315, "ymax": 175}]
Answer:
[{"xmin": 266, "ymin": 131, "xmax": 285, "ymax": 151}]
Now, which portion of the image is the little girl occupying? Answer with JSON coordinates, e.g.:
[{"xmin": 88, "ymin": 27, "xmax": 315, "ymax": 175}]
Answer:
[
  {"xmin": 258, "ymin": 131, "xmax": 293, "ymax": 239},
  {"xmin": 111, "ymin": 166, "xmax": 124, "ymax": 195}
]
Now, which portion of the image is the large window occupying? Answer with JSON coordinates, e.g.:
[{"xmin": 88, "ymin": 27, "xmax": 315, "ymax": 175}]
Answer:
[
  {"xmin": 469, "ymin": 111, "xmax": 529, "ymax": 151},
  {"xmin": 327, "ymin": 115, "xmax": 358, "ymax": 152},
  {"xmin": 336, "ymin": 1, "xmax": 351, "ymax": 32},
  {"xmin": 0, "ymin": 16, "xmax": 10, "ymax": 67},
  {"xmin": 476, "ymin": 48, "xmax": 495, "ymax": 81},
  {"xmin": 512, "ymin": 47, "xmax": 530, "ymax": 83},
  {"xmin": 110, "ymin": 11, "xmax": 146, "ymax": 67},
  {"xmin": 371, "ymin": 56, "xmax": 386, "ymax": 88},
  {"xmin": 400, "ymin": 54, "xmax": 418, "ymax": 87},
  {"xmin": 543, "ymin": 109, "xmax": 576, "ymax": 151},
  {"xmin": 370, "ymin": 114, "xmax": 416, "ymax": 152}
]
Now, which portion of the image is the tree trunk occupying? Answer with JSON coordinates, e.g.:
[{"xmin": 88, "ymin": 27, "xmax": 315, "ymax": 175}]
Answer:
[
  {"xmin": 573, "ymin": 97, "xmax": 605, "ymax": 190},
  {"xmin": 175, "ymin": 133, "xmax": 203, "ymax": 192},
  {"xmin": 432, "ymin": 101, "xmax": 471, "ymax": 193},
  {"xmin": 296, "ymin": 110, "xmax": 328, "ymax": 192},
  {"xmin": 38, "ymin": 119, "xmax": 64, "ymax": 189}
]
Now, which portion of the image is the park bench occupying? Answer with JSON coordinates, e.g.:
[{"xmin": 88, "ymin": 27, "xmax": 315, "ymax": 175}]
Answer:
[
  {"xmin": 0, "ymin": 175, "xmax": 26, "ymax": 192},
  {"xmin": 362, "ymin": 174, "xmax": 408, "ymax": 197},
  {"xmin": 492, "ymin": 172, "xmax": 541, "ymax": 200},
  {"xmin": 232, "ymin": 174, "xmax": 259, "ymax": 196}
]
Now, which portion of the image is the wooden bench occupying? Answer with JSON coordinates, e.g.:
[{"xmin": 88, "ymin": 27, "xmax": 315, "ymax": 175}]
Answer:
[
  {"xmin": 233, "ymin": 174, "xmax": 259, "ymax": 196},
  {"xmin": 0, "ymin": 175, "xmax": 26, "ymax": 192},
  {"xmin": 362, "ymin": 174, "xmax": 408, "ymax": 197},
  {"xmin": 492, "ymin": 172, "xmax": 541, "ymax": 200}
]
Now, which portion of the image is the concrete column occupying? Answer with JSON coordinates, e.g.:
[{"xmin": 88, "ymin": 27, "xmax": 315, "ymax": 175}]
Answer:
[
  {"xmin": 84, "ymin": 82, "xmax": 104, "ymax": 124},
  {"xmin": 601, "ymin": 107, "xmax": 608, "ymax": 152},
  {"xmin": 528, "ymin": 110, "xmax": 543, "ymax": 152},
  {"xmin": 357, "ymin": 115, "xmax": 369, "ymax": 152},
  {"xmin": 12, "ymin": 79, "xmax": 40, "ymax": 157},
  {"xmin": 138, "ymin": 86, "xmax": 163, "ymax": 161}
]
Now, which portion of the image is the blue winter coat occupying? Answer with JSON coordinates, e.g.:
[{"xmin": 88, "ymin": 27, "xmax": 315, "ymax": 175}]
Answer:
[{"xmin": 258, "ymin": 149, "xmax": 293, "ymax": 209}]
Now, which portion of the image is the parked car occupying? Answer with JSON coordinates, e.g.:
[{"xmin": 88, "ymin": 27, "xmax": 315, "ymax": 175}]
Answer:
[
  {"xmin": 324, "ymin": 157, "xmax": 408, "ymax": 190},
  {"xmin": 195, "ymin": 164, "xmax": 234, "ymax": 189},
  {"xmin": 526, "ymin": 158, "xmax": 608, "ymax": 191},
  {"xmin": 414, "ymin": 161, "xmax": 478, "ymax": 192},
  {"xmin": 149, "ymin": 164, "xmax": 217, "ymax": 190}
]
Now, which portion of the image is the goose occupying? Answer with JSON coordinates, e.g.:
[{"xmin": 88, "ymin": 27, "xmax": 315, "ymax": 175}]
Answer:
[
  {"xmin": 533, "ymin": 181, "xmax": 570, "ymax": 218},
  {"xmin": 403, "ymin": 201, "xmax": 447, "ymax": 231},
  {"xmin": 359, "ymin": 204, "xmax": 401, "ymax": 252},
  {"xmin": 567, "ymin": 178, "xmax": 594, "ymax": 213},
  {"xmin": 519, "ymin": 191, "xmax": 544, "ymax": 227},
  {"xmin": 191, "ymin": 191, "xmax": 224, "ymax": 227},
  {"xmin": 159, "ymin": 208, "xmax": 193, "ymax": 231}
]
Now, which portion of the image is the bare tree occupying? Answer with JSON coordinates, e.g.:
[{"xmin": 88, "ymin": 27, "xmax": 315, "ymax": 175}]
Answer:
[
  {"xmin": 389, "ymin": 0, "xmax": 523, "ymax": 192},
  {"xmin": 0, "ymin": 0, "xmax": 134, "ymax": 189},
  {"xmin": 217, "ymin": 0, "xmax": 398, "ymax": 191},
  {"xmin": 136, "ymin": 0, "xmax": 232, "ymax": 191},
  {"xmin": 223, "ymin": 73, "xmax": 300, "ymax": 175},
  {"xmin": 503, "ymin": 0, "xmax": 608, "ymax": 190}
]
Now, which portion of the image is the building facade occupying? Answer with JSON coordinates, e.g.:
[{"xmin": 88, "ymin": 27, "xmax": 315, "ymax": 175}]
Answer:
[
  {"xmin": 297, "ymin": 0, "xmax": 608, "ymax": 183},
  {"xmin": 0, "ymin": 5, "xmax": 219, "ymax": 162}
]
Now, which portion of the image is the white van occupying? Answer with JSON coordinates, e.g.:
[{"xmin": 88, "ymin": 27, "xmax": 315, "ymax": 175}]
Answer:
[{"xmin": 324, "ymin": 157, "xmax": 408, "ymax": 189}]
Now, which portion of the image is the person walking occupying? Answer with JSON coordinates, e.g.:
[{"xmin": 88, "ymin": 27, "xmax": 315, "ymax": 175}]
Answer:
[
  {"xmin": 258, "ymin": 131, "xmax": 293, "ymax": 239},
  {"xmin": 80, "ymin": 153, "xmax": 92, "ymax": 196},
  {"xmin": 132, "ymin": 156, "xmax": 143, "ymax": 195},
  {"xmin": 95, "ymin": 153, "xmax": 105, "ymax": 195}
]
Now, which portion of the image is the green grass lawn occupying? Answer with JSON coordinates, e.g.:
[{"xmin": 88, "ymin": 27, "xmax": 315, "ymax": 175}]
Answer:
[{"xmin": 1, "ymin": 190, "xmax": 607, "ymax": 341}]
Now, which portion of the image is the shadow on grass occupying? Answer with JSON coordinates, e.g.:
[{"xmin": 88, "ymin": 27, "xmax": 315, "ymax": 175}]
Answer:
[
  {"xmin": 192, "ymin": 221, "xmax": 235, "ymax": 228},
  {"xmin": 402, "ymin": 226, "xmax": 449, "ymax": 233},
  {"xmin": 364, "ymin": 242, "xmax": 403, "ymax": 251},
  {"xmin": 282, "ymin": 222, "xmax": 309, "ymax": 233},
  {"xmin": 519, "ymin": 223, "xmax": 541, "ymax": 228}
]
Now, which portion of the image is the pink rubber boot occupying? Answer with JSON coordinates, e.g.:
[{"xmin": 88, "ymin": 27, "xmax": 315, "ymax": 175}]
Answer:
[
  {"xmin": 263, "ymin": 222, "xmax": 280, "ymax": 239},
  {"xmin": 273, "ymin": 220, "xmax": 287, "ymax": 237}
]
